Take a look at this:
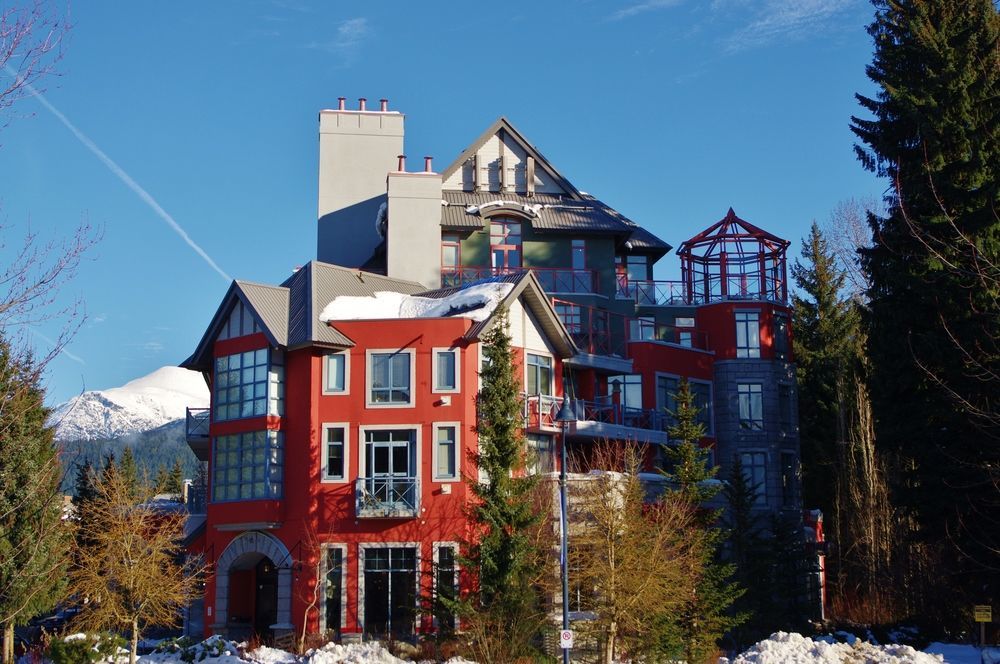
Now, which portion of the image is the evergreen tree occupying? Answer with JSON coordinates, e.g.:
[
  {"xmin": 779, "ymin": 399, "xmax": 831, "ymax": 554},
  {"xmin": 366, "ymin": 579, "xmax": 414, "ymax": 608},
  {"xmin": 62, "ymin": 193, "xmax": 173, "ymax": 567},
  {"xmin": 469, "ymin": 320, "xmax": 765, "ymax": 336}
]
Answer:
[
  {"xmin": 0, "ymin": 340, "xmax": 69, "ymax": 664},
  {"xmin": 154, "ymin": 464, "xmax": 169, "ymax": 493},
  {"xmin": 792, "ymin": 223, "xmax": 860, "ymax": 514},
  {"xmin": 72, "ymin": 460, "xmax": 98, "ymax": 555},
  {"xmin": 722, "ymin": 456, "xmax": 766, "ymax": 647},
  {"xmin": 851, "ymin": 0, "xmax": 1000, "ymax": 620},
  {"xmin": 456, "ymin": 308, "xmax": 545, "ymax": 662},
  {"xmin": 166, "ymin": 459, "xmax": 185, "ymax": 496},
  {"xmin": 118, "ymin": 447, "xmax": 139, "ymax": 500},
  {"xmin": 655, "ymin": 379, "xmax": 742, "ymax": 663}
]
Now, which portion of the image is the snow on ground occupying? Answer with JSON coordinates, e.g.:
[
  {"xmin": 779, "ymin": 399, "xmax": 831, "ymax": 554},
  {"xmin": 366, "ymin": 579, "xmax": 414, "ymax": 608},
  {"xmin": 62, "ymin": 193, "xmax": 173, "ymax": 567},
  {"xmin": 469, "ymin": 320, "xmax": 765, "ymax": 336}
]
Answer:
[
  {"xmin": 727, "ymin": 632, "xmax": 946, "ymax": 664},
  {"xmin": 925, "ymin": 642, "xmax": 995, "ymax": 664},
  {"xmin": 26, "ymin": 633, "xmax": 982, "ymax": 664},
  {"xmin": 320, "ymin": 283, "xmax": 514, "ymax": 324}
]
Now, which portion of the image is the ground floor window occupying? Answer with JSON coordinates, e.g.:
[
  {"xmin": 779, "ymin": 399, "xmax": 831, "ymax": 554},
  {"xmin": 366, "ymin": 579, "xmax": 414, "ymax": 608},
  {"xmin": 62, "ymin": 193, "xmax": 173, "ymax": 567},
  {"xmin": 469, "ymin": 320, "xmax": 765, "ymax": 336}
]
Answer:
[
  {"xmin": 323, "ymin": 546, "xmax": 345, "ymax": 638},
  {"xmin": 362, "ymin": 546, "xmax": 418, "ymax": 639},
  {"xmin": 526, "ymin": 433, "xmax": 554, "ymax": 474},
  {"xmin": 434, "ymin": 544, "xmax": 458, "ymax": 632}
]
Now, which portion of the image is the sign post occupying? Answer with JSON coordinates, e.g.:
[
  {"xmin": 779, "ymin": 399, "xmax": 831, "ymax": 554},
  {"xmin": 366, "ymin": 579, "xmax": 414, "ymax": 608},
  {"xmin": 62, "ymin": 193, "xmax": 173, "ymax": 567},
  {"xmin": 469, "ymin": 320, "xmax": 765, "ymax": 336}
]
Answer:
[{"xmin": 975, "ymin": 605, "xmax": 992, "ymax": 646}]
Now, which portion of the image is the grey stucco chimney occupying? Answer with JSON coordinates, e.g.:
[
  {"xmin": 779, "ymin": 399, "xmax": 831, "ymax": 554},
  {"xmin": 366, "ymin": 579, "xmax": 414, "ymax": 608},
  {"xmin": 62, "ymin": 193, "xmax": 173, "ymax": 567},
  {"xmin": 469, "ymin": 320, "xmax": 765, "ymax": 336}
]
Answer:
[{"xmin": 316, "ymin": 101, "xmax": 404, "ymax": 267}]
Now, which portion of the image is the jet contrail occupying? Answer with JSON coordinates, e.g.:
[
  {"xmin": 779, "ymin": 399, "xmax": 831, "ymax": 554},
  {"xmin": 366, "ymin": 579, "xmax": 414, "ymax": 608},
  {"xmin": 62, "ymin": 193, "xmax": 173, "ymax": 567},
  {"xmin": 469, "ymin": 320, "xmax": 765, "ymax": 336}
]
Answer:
[
  {"xmin": 29, "ymin": 327, "xmax": 85, "ymax": 365},
  {"xmin": 6, "ymin": 66, "xmax": 233, "ymax": 282}
]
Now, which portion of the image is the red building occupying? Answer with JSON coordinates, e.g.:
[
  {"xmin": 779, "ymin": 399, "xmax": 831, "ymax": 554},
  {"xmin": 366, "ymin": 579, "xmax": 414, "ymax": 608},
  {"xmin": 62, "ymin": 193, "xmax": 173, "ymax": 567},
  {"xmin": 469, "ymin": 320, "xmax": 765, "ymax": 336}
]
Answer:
[{"xmin": 182, "ymin": 101, "xmax": 809, "ymax": 641}]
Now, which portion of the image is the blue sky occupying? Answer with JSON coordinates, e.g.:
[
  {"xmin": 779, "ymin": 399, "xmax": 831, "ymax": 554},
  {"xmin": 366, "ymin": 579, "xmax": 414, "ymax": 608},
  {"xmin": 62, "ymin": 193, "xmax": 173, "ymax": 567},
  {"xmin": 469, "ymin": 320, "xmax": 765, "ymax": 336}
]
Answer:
[{"xmin": 0, "ymin": 0, "xmax": 884, "ymax": 405}]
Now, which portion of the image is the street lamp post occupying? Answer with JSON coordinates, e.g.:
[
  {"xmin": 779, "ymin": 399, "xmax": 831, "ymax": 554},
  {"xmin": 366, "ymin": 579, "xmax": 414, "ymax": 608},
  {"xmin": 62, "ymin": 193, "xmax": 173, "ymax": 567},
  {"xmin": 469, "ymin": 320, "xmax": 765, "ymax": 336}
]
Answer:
[{"xmin": 555, "ymin": 392, "xmax": 576, "ymax": 664}]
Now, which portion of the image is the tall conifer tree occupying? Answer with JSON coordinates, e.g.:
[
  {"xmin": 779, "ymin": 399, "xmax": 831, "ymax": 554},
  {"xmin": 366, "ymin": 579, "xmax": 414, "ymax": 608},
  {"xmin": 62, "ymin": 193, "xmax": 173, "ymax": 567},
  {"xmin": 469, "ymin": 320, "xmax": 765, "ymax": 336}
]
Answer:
[
  {"xmin": 851, "ymin": 0, "xmax": 1000, "ymax": 619},
  {"xmin": 0, "ymin": 340, "xmax": 69, "ymax": 664},
  {"xmin": 458, "ymin": 308, "xmax": 544, "ymax": 661}
]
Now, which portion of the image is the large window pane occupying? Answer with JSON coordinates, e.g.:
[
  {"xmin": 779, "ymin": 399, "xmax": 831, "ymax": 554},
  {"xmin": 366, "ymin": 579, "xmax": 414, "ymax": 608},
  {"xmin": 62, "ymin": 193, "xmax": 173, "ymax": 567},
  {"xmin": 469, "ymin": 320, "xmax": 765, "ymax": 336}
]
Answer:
[
  {"xmin": 370, "ymin": 352, "xmax": 412, "ymax": 404},
  {"xmin": 212, "ymin": 430, "xmax": 284, "ymax": 502},
  {"xmin": 213, "ymin": 348, "xmax": 279, "ymax": 422}
]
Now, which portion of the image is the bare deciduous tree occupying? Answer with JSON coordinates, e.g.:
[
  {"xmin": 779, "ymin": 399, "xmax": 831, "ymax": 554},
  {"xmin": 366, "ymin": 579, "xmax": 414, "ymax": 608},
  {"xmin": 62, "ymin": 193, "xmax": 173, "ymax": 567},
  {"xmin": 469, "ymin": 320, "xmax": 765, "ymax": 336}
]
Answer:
[
  {"xmin": 823, "ymin": 196, "xmax": 880, "ymax": 299},
  {"xmin": 68, "ymin": 465, "xmax": 202, "ymax": 664},
  {"xmin": 0, "ymin": 0, "xmax": 68, "ymax": 127},
  {"xmin": 568, "ymin": 440, "xmax": 703, "ymax": 664}
]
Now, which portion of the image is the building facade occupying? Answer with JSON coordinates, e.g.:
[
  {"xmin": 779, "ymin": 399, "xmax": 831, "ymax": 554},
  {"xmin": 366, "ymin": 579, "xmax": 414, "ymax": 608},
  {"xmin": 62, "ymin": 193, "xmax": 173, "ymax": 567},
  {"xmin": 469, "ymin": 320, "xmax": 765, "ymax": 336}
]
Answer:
[{"xmin": 183, "ymin": 98, "xmax": 802, "ymax": 642}]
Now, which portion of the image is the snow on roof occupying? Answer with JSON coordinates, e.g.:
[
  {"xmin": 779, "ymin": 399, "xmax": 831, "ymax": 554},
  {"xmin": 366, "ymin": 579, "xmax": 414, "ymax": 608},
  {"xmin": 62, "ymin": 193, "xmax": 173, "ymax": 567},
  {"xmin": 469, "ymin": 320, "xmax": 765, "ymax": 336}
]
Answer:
[{"xmin": 319, "ymin": 282, "xmax": 514, "ymax": 324}]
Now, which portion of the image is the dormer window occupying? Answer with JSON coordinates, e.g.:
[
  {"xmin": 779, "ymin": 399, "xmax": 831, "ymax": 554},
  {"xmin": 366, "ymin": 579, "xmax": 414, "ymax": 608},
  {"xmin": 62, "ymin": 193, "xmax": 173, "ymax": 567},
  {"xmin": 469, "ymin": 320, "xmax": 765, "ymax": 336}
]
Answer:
[{"xmin": 490, "ymin": 219, "xmax": 522, "ymax": 272}]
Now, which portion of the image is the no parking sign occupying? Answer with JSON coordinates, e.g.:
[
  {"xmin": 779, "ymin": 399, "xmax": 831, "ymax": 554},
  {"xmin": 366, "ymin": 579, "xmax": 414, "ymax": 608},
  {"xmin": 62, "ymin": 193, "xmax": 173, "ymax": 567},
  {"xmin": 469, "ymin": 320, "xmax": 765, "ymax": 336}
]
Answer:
[{"xmin": 560, "ymin": 629, "xmax": 574, "ymax": 649}]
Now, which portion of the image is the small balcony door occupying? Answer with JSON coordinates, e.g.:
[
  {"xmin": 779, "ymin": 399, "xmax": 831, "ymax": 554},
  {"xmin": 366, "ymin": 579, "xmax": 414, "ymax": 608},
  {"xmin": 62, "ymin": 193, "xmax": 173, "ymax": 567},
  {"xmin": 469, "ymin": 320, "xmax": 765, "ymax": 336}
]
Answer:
[
  {"xmin": 490, "ymin": 219, "xmax": 522, "ymax": 273},
  {"xmin": 364, "ymin": 430, "xmax": 416, "ymax": 512}
]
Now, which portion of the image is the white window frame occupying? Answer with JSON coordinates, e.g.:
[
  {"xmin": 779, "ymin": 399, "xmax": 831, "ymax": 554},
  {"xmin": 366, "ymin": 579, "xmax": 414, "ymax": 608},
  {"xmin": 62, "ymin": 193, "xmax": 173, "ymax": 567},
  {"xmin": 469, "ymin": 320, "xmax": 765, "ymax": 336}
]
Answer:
[
  {"xmin": 322, "ymin": 351, "xmax": 350, "ymax": 395},
  {"xmin": 432, "ymin": 347, "xmax": 460, "ymax": 394},
  {"xmin": 432, "ymin": 422, "xmax": 461, "ymax": 482},
  {"xmin": 357, "ymin": 424, "xmax": 422, "ymax": 480},
  {"xmin": 525, "ymin": 352, "xmax": 554, "ymax": 396},
  {"xmin": 365, "ymin": 348, "xmax": 416, "ymax": 409},
  {"xmin": 432, "ymin": 541, "xmax": 461, "ymax": 631},
  {"xmin": 320, "ymin": 423, "xmax": 350, "ymax": 484},
  {"xmin": 319, "ymin": 543, "xmax": 348, "ymax": 635},
  {"xmin": 357, "ymin": 542, "xmax": 421, "ymax": 636}
]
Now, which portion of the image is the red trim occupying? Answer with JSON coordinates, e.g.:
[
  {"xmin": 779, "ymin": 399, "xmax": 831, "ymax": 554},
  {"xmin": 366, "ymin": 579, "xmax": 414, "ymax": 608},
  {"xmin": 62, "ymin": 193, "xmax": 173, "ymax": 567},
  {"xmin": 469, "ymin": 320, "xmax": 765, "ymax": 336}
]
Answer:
[{"xmin": 214, "ymin": 333, "xmax": 269, "ymax": 357}]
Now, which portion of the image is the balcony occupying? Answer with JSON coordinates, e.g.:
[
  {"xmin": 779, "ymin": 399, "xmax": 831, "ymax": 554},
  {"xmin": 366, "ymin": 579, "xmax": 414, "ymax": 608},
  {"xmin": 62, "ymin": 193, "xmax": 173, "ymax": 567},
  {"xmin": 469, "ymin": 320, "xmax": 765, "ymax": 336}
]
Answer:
[
  {"xmin": 441, "ymin": 266, "xmax": 598, "ymax": 294},
  {"xmin": 523, "ymin": 393, "xmax": 668, "ymax": 446},
  {"xmin": 615, "ymin": 274, "xmax": 788, "ymax": 306},
  {"xmin": 355, "ymin": 477, "xmax": 420, "ymax": 518},
  {"xmin": 186, "ymin": 407, "xmax": 210, "ymax": 461}
]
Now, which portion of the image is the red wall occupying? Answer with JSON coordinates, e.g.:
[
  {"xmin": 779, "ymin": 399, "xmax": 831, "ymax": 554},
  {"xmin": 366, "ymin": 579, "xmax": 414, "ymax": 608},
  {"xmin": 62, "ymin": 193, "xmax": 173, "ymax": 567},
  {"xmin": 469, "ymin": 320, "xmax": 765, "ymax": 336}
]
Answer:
[{"xmin": 694, "ymin": 301, "xmax": 792, "ymax": 361}]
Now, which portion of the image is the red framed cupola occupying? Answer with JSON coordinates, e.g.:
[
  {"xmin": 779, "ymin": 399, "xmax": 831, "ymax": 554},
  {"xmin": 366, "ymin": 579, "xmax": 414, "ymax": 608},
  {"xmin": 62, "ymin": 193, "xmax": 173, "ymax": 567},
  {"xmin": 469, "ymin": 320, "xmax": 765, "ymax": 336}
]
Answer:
[{"xmin": 677, "ymin": 208, "xmax": 790, "ymax": 304}]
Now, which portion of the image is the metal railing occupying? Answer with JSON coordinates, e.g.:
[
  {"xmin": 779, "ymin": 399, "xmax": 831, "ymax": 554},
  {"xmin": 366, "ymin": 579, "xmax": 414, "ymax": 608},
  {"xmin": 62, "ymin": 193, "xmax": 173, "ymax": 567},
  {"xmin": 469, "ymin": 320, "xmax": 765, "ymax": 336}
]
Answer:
[
  {"xmin": 523, "ymin": 393, "xmax": 667, "ymax": 432},
  {"xmin": 186, "ymin": 407, "xmax": 210, "ymax": 438},
  {"xmin": 616, "ymin": 273, "xmax": 788, "ymax": 306},
  {"xmin": 355, "ymin": 477, "xmax": 420, "ymax": 518},
  {"xmin": 441, "ymin": 266, "xmax": 598, "ymax": 294},
  {"xmin": 550, "ymin": 298, "xmax": 631, "ymax": 357}
]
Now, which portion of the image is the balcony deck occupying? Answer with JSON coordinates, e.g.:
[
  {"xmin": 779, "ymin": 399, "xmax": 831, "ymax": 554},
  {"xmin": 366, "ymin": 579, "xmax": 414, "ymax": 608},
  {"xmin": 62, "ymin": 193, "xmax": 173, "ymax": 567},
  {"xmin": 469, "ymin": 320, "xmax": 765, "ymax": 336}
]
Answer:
[
  {"xmin": 355, "ymin": 477, "xmax": 420, "ymax": 518},
  {"xmin": 185, "ymin": 407, "xmax": 210, "ymax": 461},
  {"xmin": 523, "ymin": 394, "xmax": 668, "ymax": 446}
]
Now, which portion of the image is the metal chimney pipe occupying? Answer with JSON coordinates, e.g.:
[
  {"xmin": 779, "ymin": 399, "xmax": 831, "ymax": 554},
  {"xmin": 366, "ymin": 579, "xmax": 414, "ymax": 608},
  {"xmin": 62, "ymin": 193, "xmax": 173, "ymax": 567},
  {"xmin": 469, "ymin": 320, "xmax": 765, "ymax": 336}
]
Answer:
[
  {"xmin": 397, "ymin": 155, "xmax": 406, "ymax": 172},
  {"xmin": 380, "ymin": 98, "xmax": 389, "ymax": 112},
  {"xmin": 358, "ymin": 97, "xmax": 367, "ymax": 111},
  {"xmin": 424, "ymin": 156, "xmax": 433, "ymax": 172},
  {"xmin": 337, "ymin": 97, "xmax": 346, "ymax": 110}
]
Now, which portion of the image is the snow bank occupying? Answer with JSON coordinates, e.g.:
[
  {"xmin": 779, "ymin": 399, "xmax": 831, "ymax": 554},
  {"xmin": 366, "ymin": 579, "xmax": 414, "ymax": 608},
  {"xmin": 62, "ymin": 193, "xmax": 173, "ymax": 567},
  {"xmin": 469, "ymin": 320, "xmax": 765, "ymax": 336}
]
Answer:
[
  {"xmin": 729, "ymin": 632, "xmax": 944, "ymax": 664},
  {"xmin": 320, "ymin": 283, "xmax": 514, "ymax": 324}
]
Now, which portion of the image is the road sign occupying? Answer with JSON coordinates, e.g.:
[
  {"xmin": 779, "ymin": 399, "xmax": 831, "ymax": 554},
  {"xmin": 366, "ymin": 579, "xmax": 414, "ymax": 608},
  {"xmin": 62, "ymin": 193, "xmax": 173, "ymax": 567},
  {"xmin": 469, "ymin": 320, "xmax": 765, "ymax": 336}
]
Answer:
[
  {"xmin": 974, "ymin": 605, "xmax": 992, "ymax": 622},
  {"xmin": 559, "ymin": 629, "xmax": 574, "ymax": 649}
]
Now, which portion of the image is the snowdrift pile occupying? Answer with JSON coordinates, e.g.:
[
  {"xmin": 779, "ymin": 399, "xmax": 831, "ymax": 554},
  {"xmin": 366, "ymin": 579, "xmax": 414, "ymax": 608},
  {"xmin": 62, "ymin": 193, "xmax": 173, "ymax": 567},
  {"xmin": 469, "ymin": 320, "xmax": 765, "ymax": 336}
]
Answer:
[{"xmin": 728, "ymin": 632, "xmax": 946, "ymax": 664}]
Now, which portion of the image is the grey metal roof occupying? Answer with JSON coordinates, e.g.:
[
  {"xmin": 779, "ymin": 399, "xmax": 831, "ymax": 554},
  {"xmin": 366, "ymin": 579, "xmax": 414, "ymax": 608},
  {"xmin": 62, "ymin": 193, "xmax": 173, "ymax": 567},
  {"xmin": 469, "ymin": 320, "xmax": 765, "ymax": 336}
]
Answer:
[
  {"xmin": 284, "ymin": 261, "xmax": 426, "ymax": 349},
  {"xmin": 237, "ymin": 281, "xmax": 290, "ymax": 346},
  {"xmin": 440, "ymin": 190, "xmax": 671, "ymax": 256},
  {"xmin": 181, "ymin": 281, "xmax": 289, "ymax": 372}
]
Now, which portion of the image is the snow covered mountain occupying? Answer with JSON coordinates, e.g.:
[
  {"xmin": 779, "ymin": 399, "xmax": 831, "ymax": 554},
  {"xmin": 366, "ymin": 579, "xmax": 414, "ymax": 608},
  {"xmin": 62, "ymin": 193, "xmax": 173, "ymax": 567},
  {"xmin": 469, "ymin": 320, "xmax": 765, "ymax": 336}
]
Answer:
[{"xmin": 51, "ymin": 366, "xmax": 209, "ymax": 442}]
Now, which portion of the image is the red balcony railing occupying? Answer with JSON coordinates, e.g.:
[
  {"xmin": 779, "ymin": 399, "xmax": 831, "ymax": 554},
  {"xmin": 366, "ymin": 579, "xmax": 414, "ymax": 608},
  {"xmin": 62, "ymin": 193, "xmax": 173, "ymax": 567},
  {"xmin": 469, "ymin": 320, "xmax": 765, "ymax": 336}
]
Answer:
[
  {"xmin": 551, "ymin": 298, "xmax": 631, "ymax": 357},
  {"xmin": 551, "ymin": 298, "xmax": 709, "ymax": 353},
  {"xmin": 523, "ymin": 393, "xmax": 667, "ymax": 432},
  {"xmin": 441, "ymin": 266, "xmax": 598, "ymax": 294}
]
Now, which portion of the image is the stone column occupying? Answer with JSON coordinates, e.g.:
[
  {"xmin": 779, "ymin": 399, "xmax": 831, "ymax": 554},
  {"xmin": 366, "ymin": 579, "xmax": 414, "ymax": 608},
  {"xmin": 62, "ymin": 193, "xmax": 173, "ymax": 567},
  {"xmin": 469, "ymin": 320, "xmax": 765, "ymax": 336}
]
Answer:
[{"xmin": 270, "ymin": 567, "xmax": 295, "ymax": 632}]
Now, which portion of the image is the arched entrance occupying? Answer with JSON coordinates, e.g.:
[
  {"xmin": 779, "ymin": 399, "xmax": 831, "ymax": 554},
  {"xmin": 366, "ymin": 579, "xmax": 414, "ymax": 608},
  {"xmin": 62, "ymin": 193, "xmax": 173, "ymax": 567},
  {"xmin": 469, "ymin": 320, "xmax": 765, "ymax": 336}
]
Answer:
[{"xmin": 213, "ymin": 532, "xmax": 293, "ymax": 640}]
